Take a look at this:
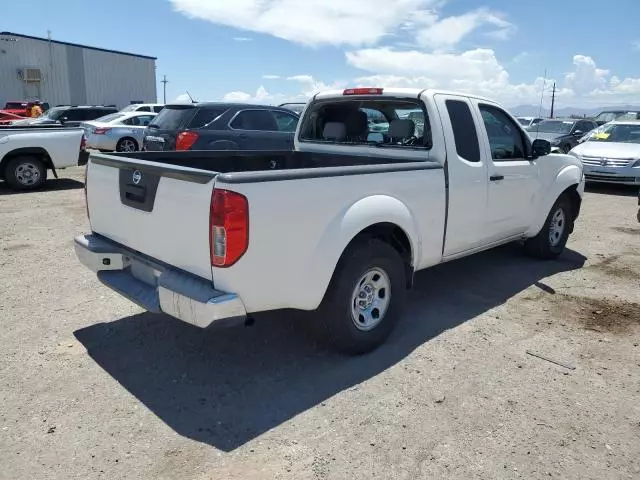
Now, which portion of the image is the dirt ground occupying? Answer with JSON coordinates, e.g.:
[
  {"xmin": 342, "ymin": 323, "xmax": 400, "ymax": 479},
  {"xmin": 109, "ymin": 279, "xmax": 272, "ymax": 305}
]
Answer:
[{"xmin": 1, "ymin": 168, "xmax": 639, "ymax": 480}]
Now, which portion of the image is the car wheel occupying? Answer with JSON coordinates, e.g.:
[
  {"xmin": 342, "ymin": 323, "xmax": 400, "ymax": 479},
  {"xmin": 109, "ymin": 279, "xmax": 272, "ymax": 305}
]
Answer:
[
  {"xmin": 561, "ymin": 144, "xmax": 571, "ymax": 154},
  {"xmin": 116, "ymin": 137, "xmax": 138, "ymax": 152},
  {"xmin": 4, "ymin": 156, "xmax": 47, "ymax": 191},
  {"xmin": 314, "ymin": 238, "xmax": 406, "ymax": 354},
  {"xmin": 524, "ymin": 194, "xmax": 572, "ymax": 259}
]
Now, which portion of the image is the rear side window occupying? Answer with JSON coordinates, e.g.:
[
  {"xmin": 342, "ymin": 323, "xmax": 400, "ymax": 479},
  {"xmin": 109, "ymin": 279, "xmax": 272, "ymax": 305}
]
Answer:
[
  {"xmin": 63, "ymin": 109, "xmax": 86, "ymax": 121},
  {"xmin": 298, "ymin": 99, "xmax": 430, "ymax": 149},
  {"xmin": 137, "ymin": 106, "xmax": 151, "ymax": 112},
  {"xmin": 152, "ymin": 105, "xmax": 164, "ymax": 113},
  {"xmin": 446, "ymin": 99, "xmax": 480, "ymax": 162},
  {"xmin": 151, "ymin": 106, "xmax": 196, "ymax": 129},
  {"xmin": 188, "ymin": 108, "xmax": 227, "ymax": 128},
  {"xmin": 231, "ymin": 110, "xmax": 279, "ymax": 131},
  {"xmin": 271, "ymin": 110, "xmax": 299, "ymax": 132}
]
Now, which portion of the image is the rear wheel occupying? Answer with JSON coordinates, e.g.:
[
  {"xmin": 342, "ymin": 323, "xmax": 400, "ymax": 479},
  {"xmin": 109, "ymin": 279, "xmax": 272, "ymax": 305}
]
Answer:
[
  {"xmin": 4, "ymin": 156, "xmax": 47, "ymax": 191},
  {"xmin": 116, "ymin": 137, "xmax": 138, "ymax": 152},
  {"xmin": 525, "ymin": 194, "xmax": 572, "ymax": 259},
  {"xmin": 561, "ymin": 143, "xmax": 571, "ymax": 154},
  {"xmin": 314, "ymin": 238, "xmax": 406, "ymax": 354}
]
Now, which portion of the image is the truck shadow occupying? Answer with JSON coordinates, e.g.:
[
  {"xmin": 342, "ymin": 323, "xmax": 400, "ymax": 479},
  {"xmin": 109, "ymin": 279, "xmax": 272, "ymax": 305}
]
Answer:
[
  {"xmin": 585, "ymin": 183, "xmax": 638, "ymax": 197},
  {"xmin": 0, "ymin": 178, "xmax": 84, "ymax": 196},
  {"xmin": 74, "ymin": 245, "xmax": 586, "ymax": 452}
]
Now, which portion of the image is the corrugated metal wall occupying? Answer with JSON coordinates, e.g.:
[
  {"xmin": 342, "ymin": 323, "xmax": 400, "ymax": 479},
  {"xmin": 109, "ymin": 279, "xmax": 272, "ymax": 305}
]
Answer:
[{"xmin": 0, "ymin": 34, "xmax": 156, "ymax": 109}]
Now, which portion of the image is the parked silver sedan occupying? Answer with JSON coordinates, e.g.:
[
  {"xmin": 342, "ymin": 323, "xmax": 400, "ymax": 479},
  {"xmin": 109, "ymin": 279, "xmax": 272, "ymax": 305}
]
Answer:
[
  {"xmin": 570, "ymin": 120, "xmax": 640, "ymax": 186},
  {"xmin": 82, "ymin": 111, "xmax": 157, "ymax": 152}
]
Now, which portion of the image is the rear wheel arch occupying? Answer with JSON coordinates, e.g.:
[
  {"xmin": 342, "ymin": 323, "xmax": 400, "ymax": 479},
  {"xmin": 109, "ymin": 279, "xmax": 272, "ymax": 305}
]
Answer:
[
  {"xmin": 339, "ymin": 222, "xmax": 414, "ymax": 288},
  {"xmin": 0, "ymin": 147, "xmax": 53, "ymax": 177}
]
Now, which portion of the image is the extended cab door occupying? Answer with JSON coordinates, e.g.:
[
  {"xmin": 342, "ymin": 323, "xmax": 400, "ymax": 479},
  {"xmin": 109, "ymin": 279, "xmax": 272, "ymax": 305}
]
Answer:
[
  {"xmin": 433, "ymin": 94, "xmax": 489, "ymax": 256},
  {"xmin": 472, "ymin": 101, "xmax": 539, "ymax": 242}
]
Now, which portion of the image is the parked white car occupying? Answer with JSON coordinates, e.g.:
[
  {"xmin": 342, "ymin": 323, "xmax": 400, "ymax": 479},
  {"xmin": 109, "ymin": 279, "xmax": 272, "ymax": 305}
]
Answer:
[
  {"xmin": 570, "ymin": 120, "xmax": 640, "ymax": 185},
  {"xmin": 75, "ymin": 87, "xmax": 585, "ymax": 353},
  {"xmin": 120, "ymin": 103, "xmax": 164, "ymax": 113},
  {"xmin": 82, "ymin": 112, "xmax": 157, "ymax": 152},
  {"xmin": 0, "ymin": 126, "xmax": 87, "ymax": 190}
]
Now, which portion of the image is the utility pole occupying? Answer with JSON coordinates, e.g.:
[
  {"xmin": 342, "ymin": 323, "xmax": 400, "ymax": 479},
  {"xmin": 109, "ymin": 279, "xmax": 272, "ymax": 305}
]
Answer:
[
  {"xmin": 550, "ymin": 81, "xmax": 556, "ymax": 119},
  {"xmin": 161, "ymin": 75, "xmax": 168, "ymax": 103}
]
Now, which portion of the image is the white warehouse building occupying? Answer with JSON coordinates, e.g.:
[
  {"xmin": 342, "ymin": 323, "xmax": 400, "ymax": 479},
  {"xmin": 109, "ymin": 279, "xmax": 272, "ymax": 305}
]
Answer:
[{"xmin": 0, "ymin": 31, "xmax": 157, "ymax": 109}]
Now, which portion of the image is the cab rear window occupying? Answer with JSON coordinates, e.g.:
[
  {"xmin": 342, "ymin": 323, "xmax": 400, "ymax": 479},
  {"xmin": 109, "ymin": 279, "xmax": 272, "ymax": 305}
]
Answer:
[{"xmin": 298, "ymin": 98, "xmax": 431, "ymax": 149}]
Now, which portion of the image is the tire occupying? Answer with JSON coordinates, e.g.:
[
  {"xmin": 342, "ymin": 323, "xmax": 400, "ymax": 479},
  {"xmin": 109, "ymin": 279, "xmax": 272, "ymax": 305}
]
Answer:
[
  {"xmin": 524, "ymin": 194, "xmax": 572, "ymax": 259},
  {"xmin": 314, "ymin": 238, "xmax": 406, "ymax": 354},
  {"xmin": 4, "ymin": 156, "xmax": 47, "ymax": 191},
  {"xmin": 116, "ymin": 137, "xmax": 138, "ymax": 152},
  {"xmin": 561, "ymin": 144, "xmax": 571, "ymax": 154}
]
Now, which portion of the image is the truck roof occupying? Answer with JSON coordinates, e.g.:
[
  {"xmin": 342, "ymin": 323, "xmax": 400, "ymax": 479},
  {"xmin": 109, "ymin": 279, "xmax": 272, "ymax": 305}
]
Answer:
[{"xmin": 313, "ymin": 88, "xmax": 497, "ymax": 104}]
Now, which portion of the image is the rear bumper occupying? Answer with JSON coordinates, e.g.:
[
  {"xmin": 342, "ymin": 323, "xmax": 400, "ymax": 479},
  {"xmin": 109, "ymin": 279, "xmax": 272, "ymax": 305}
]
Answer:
[{"xmin": 74, "ymin": 234, "xmax": 246, "ymax": 327}]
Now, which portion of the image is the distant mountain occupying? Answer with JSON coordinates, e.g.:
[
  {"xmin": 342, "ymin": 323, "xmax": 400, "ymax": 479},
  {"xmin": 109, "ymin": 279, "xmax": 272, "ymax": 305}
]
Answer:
[{"xmin": 509, "ymin": 104, "xmax": 640, "ymax": 118}]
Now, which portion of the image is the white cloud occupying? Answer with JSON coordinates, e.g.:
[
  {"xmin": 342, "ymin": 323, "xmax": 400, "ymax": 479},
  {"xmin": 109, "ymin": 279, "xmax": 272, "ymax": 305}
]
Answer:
[
  {"xmin": 412, "ymin": 9, "xmax": 515, "ymax": 49},
  {"xmin": 221, "ymin": 76, "xmax": 345, "ymax": 103},
  {"xmin": 262, "ymin": 74, "xmax": 281, "ymax": 79},
  {"xmin": 233, "ymin": 37, "xmax": 253, "ymax": 41},
  {"xmin": 171, "ymin": 0, "xmax": 438, "ymax": 47},
  {"xmin": 346, "ymin": 48, "xmax": 640, "ymax": 106}
]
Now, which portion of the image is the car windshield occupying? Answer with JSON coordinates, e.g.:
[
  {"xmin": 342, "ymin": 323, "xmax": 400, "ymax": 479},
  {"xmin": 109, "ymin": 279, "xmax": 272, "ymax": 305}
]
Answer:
[
  {"xmin": 148, "ymin": 105, "xmax": 196, "ymax": 129},
  {"xmin": 594, "ymin": 111, "xmax": 640, "ymax": 123},
  {"xmin": 120, "ymin": 104, "xmax": 144, "ymax": 112},
  {"xmin": 95, "ymin": 113, "xmax": 125, "ymax": 123},
  {"xmin": 4, "ymin": 102, "xmax": 27, "ymax": 109},
  {"xmin": 587, "ymin": 123, "xmax": 640, "ymax": 144},
  {"xmin": 42, "ymin": 107, "xmax": 67, "ymax": 120},
  {"xmin": 528, "ymin": 120, "xmax": 573, "ymax": 134},
  {"xmin": 517, "ymin": 118, "xmax": 530, "ymax": 126}
]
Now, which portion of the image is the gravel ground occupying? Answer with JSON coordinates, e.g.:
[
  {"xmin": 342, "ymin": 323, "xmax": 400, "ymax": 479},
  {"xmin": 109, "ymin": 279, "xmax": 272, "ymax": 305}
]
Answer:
[{"xmin": 1, "ymin": 168, "xmax": 639, "ymax": 480}]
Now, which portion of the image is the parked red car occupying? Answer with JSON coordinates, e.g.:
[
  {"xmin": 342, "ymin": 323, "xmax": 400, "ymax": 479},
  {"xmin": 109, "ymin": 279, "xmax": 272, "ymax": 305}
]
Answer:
[
  {"xmin": 0, "ymin": 110, "xmax": 25, "ymax": 125},
  {"xmin": 3, "ymin": 101, "xmax": 50, "ymax": 117}
]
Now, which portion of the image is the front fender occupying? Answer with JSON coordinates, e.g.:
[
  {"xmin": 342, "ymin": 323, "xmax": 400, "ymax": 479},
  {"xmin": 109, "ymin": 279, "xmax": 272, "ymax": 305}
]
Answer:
[
  {"xmin": 304, "ymin": 194, "xmax": 420, "ymax": 309},
  {"xmin": 526, "ymin": 162, "xmax": 583, "ymax": 237}
]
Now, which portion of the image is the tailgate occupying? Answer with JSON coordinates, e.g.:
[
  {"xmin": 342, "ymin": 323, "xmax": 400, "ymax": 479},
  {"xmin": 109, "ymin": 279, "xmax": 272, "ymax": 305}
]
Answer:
[{"xmin": 86, "ymin": 154, "xmax": 217, "ymax": 280}]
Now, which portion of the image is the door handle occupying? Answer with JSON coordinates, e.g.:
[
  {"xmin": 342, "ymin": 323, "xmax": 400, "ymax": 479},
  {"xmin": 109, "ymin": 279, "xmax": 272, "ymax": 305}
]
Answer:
[{"xmin": 490, "ymin": 174, "xmax": 504, "ymax": 181}]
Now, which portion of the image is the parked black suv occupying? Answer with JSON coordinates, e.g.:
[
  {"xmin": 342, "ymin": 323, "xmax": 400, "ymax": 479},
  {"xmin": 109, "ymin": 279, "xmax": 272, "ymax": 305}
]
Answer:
[
  {"xmin": 16, "ymin": 105, "xmax": 118, "ymax": 127},
  {"xmin": 143, "ymin": 103, "xmax": 299, "ymax": 151}
]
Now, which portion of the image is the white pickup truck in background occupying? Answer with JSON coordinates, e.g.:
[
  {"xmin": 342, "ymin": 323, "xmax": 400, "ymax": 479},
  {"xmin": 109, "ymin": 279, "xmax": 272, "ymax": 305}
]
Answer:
[
  {"xmin": 75, "ymin": 88, "xmax": 585, "ymax": 354},
  {"xmin": 0, "ymin": 126, "xmax": 88, "ymax": 190}
]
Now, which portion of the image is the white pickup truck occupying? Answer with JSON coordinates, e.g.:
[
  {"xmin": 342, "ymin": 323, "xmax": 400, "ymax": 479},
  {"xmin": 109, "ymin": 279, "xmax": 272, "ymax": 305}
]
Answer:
[
  {"xmin": 75, "ymin": 88, "xmax": 585, "ymax": 354},
  {"xmin": 0, "ymin": 126, "xmax": 88, "ymax": 190}
]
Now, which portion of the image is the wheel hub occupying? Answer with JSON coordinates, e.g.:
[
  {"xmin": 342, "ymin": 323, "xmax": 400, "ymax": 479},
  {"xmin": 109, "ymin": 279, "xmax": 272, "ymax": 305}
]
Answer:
[
  {"xmin": 351, "ymin": 268, "xmax": 391, "ymax": 331},
  {"xmin": 549, "ymin": 207, "xmax": 566, "ymax": 247}
]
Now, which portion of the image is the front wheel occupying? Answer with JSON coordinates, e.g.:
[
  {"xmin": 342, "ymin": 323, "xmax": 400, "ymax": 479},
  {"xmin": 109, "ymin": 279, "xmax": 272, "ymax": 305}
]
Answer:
[
  {"xmin": 525, "ymin": 194, "xmax": 572, "ymax": 259},
  {"xmin": 314, "ymin": 238, "xmax": 406, "ymax": 354}
]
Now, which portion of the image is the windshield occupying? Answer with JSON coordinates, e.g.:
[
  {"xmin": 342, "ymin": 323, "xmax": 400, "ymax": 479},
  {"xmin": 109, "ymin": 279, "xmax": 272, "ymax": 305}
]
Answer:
[
  {"xmin": 594, "ymin": 111, "xmax": 640, "ymax": 123},
  {"xmin": 517, "ymin": 118, "xmax": 530, "ymax": 126},
  {"xmin": 588, "ymin": 123, "xmax": 640, "ymax": 144},
  {"xmin": 120, "ymin": 104, "xmax": 142, "ymax": 112},
  {"xmin": 42, "ymin": 107, "xmax": 67, "ymax": 120},
  {"xmin": 4, "ymin": 102, "xmax": 27, "ymax": 110},
  {"xmin": 528, "ymin": 120, "xmax": 573, "ymax": 134},
  {"xmin": 148, "ymin": 105, "xmax": 196, "ymax": 129},
  {"xmin": 95, "ymin": 113, "xmax": 125, "ymax": 123}
]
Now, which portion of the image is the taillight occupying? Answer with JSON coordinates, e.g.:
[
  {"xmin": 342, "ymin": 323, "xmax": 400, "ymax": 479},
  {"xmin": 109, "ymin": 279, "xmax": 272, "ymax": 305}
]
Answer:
[
  {"xmin": 80, "ymin": 134, "xmax": 87, "ymax": 150},
  {"xmin": 93, "ymin": 127, "xmax": 111, "ymax": 135},
  {"xmin": 84, "ymin": 163, "xmax": 90, "ymax": 222},
  {"xmin": 176, "ymin": 131, "xmax": 199, "ymax": 151},
  {"xmin": 210, "ymin": 189, "xmax": 249, "ymax": 267},
  {"xmin": 343, "ymin": 87, "xmax": 383, "ymax": 95}
]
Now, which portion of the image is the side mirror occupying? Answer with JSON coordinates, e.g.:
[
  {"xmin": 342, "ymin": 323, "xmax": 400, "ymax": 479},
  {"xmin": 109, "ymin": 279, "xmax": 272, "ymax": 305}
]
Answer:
[
  {"xmin": 573, "ymin": 130, "xmax": 583, "ymax": 136},
  {"xmin": 532, "ymin": 138, "xmax": 551, "ymax": 157},
  {"xmin": 60, "ymin": 116, "xmax": 68, "ymax": 123}
]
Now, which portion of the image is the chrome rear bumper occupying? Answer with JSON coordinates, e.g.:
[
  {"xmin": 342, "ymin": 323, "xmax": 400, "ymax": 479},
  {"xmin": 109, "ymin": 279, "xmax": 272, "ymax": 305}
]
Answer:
[{"xmin": 74, "ymin": 234, "xmax": 246, "ymax": 328}]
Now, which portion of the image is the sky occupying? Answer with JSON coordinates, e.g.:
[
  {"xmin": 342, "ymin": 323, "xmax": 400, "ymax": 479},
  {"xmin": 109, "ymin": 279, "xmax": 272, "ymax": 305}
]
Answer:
[{"xmin": 3, "ymin": 0, "xmax": 640, "ymax": 109}]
